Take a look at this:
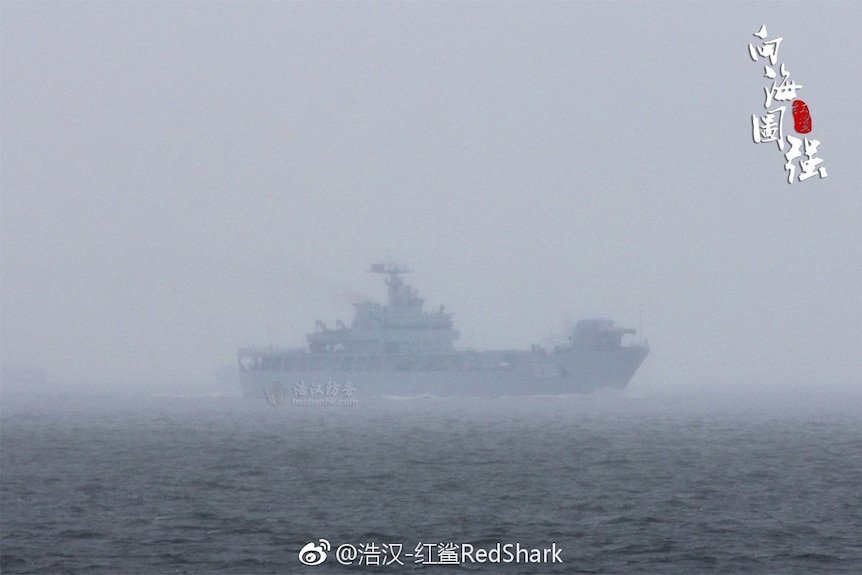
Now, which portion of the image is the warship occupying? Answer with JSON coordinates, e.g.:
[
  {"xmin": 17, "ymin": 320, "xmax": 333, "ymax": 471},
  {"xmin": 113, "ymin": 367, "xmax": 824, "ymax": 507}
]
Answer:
[{"xmin": 238, "ymin": 264, "xmax": 648, "ymax": 401}]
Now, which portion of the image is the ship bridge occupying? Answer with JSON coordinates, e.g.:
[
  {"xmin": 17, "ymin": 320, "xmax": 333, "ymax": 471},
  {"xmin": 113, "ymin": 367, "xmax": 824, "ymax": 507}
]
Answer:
[{"xmin": 307, "ymin": 263, "xmax": 460, "ymax": 354}]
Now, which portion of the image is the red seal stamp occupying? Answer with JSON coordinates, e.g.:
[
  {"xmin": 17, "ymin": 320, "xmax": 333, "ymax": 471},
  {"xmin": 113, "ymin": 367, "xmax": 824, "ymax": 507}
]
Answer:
[{"xmin": 792, "ymin": 99, "xmax": 812, "ymax": 134}]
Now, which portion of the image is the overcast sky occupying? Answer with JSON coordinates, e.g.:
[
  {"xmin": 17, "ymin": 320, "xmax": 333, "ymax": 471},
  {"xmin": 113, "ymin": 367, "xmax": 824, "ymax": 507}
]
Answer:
[{"xmin": 2, "ymin": 1, "xmax": 860, "ymax": 397}]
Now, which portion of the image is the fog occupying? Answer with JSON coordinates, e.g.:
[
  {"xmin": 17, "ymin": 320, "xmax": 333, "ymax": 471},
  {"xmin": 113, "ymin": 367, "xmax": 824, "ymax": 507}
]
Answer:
[{"xmin": 2, "ymin": 2, "xmax": 860, "ymax": 403}]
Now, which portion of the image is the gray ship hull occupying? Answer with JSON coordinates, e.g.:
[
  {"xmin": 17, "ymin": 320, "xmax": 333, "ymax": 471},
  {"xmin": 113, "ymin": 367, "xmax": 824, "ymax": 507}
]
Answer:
[
  {"xmin": 238, "ymin": 345, "xmax": 648, "ymax": 401},
  {"xmin": 237, "ymin": 263, "xmax": 648, "ymax": 401}
]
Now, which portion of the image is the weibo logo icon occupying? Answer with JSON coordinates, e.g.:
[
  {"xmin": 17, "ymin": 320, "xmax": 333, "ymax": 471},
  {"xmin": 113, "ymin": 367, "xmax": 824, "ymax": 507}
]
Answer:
[{"xmin": 298, "ymin": 539, "xmax": 330, "ymax": 566}]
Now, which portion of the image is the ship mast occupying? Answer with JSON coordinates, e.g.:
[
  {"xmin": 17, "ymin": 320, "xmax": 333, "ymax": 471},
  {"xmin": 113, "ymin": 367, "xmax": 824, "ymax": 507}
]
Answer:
[{"xmin": 370, "ymin": 263, "xmax": 418, "ymax": 308}]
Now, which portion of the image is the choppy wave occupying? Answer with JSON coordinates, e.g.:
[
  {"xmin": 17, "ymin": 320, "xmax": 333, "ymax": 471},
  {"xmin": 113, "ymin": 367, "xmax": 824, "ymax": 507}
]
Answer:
[{"xmin": 2, "ymin": 392, "xmax": 861, "ymax": 574}]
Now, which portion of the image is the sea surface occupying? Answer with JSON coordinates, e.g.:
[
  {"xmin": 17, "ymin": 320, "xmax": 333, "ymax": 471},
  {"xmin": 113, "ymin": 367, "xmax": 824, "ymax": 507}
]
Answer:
[{"xmin": 1, "ymin": 388, "xmax": 861, "ymax": 574}]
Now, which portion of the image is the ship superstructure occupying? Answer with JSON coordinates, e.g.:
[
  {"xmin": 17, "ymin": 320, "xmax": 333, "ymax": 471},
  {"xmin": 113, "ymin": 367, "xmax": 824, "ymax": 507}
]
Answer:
[{"xmin": 306, "ymin": 264, "xmax": 459, "ymax": 356}]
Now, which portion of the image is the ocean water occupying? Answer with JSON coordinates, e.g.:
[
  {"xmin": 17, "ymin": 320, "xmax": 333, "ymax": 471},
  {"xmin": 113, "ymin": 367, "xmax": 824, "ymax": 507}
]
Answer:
[{"xmin": 1, "ymin": 390, "xmax": 861, "ymax": 574}]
